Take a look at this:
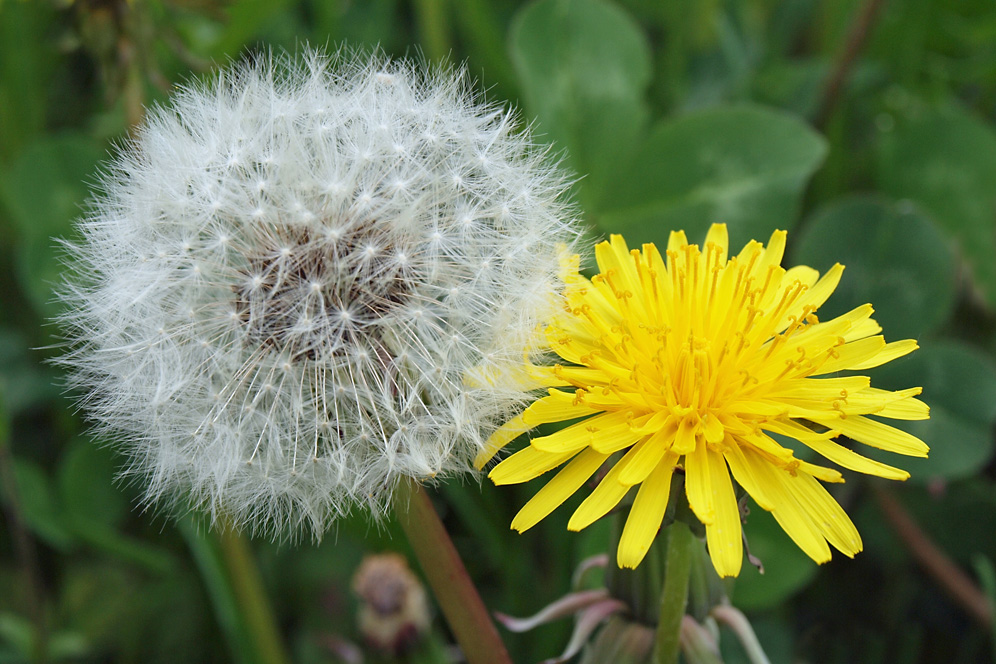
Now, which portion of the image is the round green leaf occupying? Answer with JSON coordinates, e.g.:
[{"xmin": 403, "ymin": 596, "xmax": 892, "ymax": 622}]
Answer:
[
  {"xmin": 509, "ymin": 0, "xmax": 652, "ymax": 211},
  {"xmin": 795, "ymin": 195, "xmax": 957, "ymax": 339},
  {"xmin": 877, "ymin": 106, "xmax": 996, "ymax": 308},
  {"xmin": 598, "ymin": 105, "xmax": 827, "ymax": 249},
  {"xmin": 866, "ymin": 341, "xmax": 996, "ymax": 483},
  {"xmin": 732, "ymin": 503, "xmax": 818, "ymax": 611}
]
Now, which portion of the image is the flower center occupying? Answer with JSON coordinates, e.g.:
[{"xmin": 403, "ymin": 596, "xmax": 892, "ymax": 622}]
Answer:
[{"xmin": 233, "ymin": 220, "xmax": 415, "ymax": 361}]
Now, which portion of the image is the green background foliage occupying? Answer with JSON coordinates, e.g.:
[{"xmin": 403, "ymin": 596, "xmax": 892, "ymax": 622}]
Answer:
[{"xmin": 1, "ymin": 0, "xmax": 996, "ymax": 662}]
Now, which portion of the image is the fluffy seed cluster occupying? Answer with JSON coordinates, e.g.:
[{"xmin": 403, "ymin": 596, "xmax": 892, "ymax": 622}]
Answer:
[{"xmin": 57, "ymin": 49, "xmax": 579, "ymax": 535}]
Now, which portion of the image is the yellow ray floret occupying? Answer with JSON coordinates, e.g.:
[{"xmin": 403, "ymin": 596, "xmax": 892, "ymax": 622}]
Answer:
[{"xmin": 482, "ymin": 224, "xmax": 929, "ymax": 577}]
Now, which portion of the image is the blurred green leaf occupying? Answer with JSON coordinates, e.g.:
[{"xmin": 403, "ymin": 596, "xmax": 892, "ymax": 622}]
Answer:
[
  {"xmin": 732, "ymin": 503, "xmax": 818, "ymax": 611},
  {"xmin": 451, "ymin": 0, "xmax": 519, "ymax": 99},
  {"xmin": 440, "ymin": 482, "xmax": 511, "ymax": 571},
  {"xmin": 795, "ymin": 195, "xmax": 957, "ymax": 339},
  {"xmin": 57, "ymin": 438, "xmax": 128, "ymax": 530},
  {"xmin": 509, "ymin": 0, "xmax": 652, "ymax": 211},
  {"xmin": 55, "ymin": 438, "xmax": 175, "ymax": 572},
  {"xmin": 892, "ymin": 479, "xmax": 996, "ymax": 569},
  {"xmin": 0, "ymin": 612, "xmax": 34, "ymax": 661},
  {"xmin": 4, "ymin": 459, "xmax": 75, "ymax": 551},
  {"xmin": 972, "ymin": 554, "xmax": 996, "ymax": 664},
  {"xmin": 59, "ymin": 563, "xmax": 138, "ymax": 651},
  {"xmin": 869, "ymin": 341, "xmax": 996, "ymax": 483},
  {"xmin": 0, "ymin": 611, "xmax": 89, "ymax": 662},
  {"xmin": 0, "ymin": 1, "xmax": 56, "ymax": 161},
  {"xmin": 324, "ymin": 0, "xmax": 406, "ymax": 54},
  {"xmin": 719, "ymin": 614, "xmax": 794, "ymax": 664},
  {"xmin": 598, "ymin": 105, "xmax": 827, "ymax": 249},
  {"xmin": 211, "ymin": 0, "xmax": 296, "ymax": 58},
  {"xmin": 750, "ymin": 59, "xmax": 828, "ymax": 117},
  {"xmin": 0, "ymin": 328, "xmax": 60, "ymax": 416},
  {"xmin": 877, "ymin": 106, "xmax": 996, "ymax": 308},
  {"xmin": 0, "ymin": 133, "xmax": 106, "ymax": 319}
]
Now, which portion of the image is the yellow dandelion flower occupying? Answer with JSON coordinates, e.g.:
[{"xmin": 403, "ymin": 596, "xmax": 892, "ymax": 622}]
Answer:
[{"xmin": 476, "ymin": 224, "xmax": 929, "ymax": 577}]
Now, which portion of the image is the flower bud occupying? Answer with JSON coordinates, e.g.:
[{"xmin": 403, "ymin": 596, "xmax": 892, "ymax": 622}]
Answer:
[{"xmin": 352, "ymin": 553, "xmax": 431, "ymax": 656}]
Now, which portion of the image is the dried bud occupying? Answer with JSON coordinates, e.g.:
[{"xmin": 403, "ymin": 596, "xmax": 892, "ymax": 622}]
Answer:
[{"xmin": 352, "ymin": 553, "xmax": 431, "ymax": 655}]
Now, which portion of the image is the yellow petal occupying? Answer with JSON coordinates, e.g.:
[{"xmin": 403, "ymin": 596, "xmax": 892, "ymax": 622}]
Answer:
[
  {"xmin": 749, "ymin": 457, "xmax": 832, "ymax": 564},
  {"xmin": 758, "ymin": 229, "xmax": 787, "ymax": 274},
  {"xmin": 842, "ymin": 316, "xmax": 882, "ymax": 342},
  {"xmin": 511, "ymin": 447, "xmax": 609, "ymax": 532},
  {"xmin": 813, "ymin": 415, "xmax": 929, "ymax": 457},
  {"xmin": 723, "ymin": 439, "xmax": 774, "ymax": 511},
  {"xmin": 786, "ymin": 471, "xmax": 862, "ymax": 556},
  {"xmin": 704, "ymin": 450, "xmax": 743, "ymax": 577},
  {"xmin": 616, "ymin": 423, "xmax": 677, "ymax": 485},
  {"xmin": 764, "ymin": 420, "xmax": 909, "ymax": 480},
  {"xmin": 783, "ymin": 265, "xmax": 818, "ymax": 289},
  {"xmin": 673, "ymin": 417, "xmax": 698, "ymax": 454},
  {"xmin": 554, "ymin": 365, "xmax": 614, "ymax": 388},
  {"xmin": 797, "ymin": 263, "xmax": 844, "ymax": 313},
  {"xmin": 590, "ymin": 418, "xmax": 647, "ymax": 454},
  {"xmin": 705, "ymin": 223, "xmax": 729, "ymax": 263},
  {"xmin": 476, "ymin": 413, "xmax": 528, "ymax": 469},
  {"xmin": 813, "ymin": 336, "xmax": 886, "ymax": 375},
  {"xmin": 840, "ymin": 387, "xmax": 929, "ymax": 420},
  {"xmin": 684, "ymin": 441, "xmax": 714, "ymax": 524},
  {"xmin": 736, "ymin": 239, "xmax": 763, "ymax": 263},
  {"xmin": 849, "ymin": 339, "xmax": 918, "ymax": 370},
  {"xmin": 876, "ymin": 394, "xmax": 929, "ymax": 421},
  {"xmin": 796, "ymin": 460, "xmax": 843, "ymax": 483},
  {"xmin": 489, "ymin": 445, "xmax": 577, "ymax": 485},
  {"xmin": 521, "ymin": 389, "xmax": 598, "ymax": 426},
  {"xmin": 667, "ymin": 230, "xmax": 689, "ymax": 255},
  {"xmin": 530, "ymin": 411, "xmax": 628, "ymax": 454},
  {"xmin": 702, "ymin": 413, "xmax": 725, "ymax": 444},
  {"xmin": 617, "ymin": 457, "xmax": 677, "ymax": 568},
  {"xmin": 568, "ymin": 462, "xmax": 632, "ymax": 531},
  {"xmin": 769, "ymin": 376, "xmax": 871, "ymax": 398}
]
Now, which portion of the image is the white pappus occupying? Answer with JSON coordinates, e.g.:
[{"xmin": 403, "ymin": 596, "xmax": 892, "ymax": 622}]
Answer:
[{"xmin": 57, "ymin": 48, "xmax": 580, "ymax": 537}]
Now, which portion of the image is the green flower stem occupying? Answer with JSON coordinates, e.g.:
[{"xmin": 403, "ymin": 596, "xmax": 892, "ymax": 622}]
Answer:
[
  {"xmin": 654, "ymin": 521, "xmax": 695, "ymax": 664},
  {"xmin": 215, "ymin": 524, "xmax": 292, "ymax": 664},
  {"xmin": 395, "ymin": 478, "xmax": 512, "ymax": 664}
]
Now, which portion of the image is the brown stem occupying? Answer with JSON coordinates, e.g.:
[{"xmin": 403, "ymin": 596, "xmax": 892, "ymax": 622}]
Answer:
[
  {"xmin": 814, "ymin": 0, "xmax": 888, "ymax": 127},
  {"xmin": 873, "ymin": 485, "xmax": 992, "ymax": 626},
  {"xmin": 394, "ymin": 478, "xmax": 512, "ymax": 664}
]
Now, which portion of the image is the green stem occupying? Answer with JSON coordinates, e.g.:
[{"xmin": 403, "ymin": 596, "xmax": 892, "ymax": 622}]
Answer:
[
  {"xmin": 395, "ymin": 478, "xmax": 512, "ymax": 664},
  {"xmin": 183, "ymin": 518, "xmax": 291, "ymax": 664},
  {"xmin": 654, "ymin": 521, "xmax": 695, "ymax": 664},
  {"xmin": 216, "ymin": 525, "xmax": 291, "ymax": 664}
]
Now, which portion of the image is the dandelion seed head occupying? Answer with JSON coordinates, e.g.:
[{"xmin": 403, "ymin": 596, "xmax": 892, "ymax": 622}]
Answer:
[{"xmin": 57, "ymin": 48, "xmax": 579, "ymax": 537}]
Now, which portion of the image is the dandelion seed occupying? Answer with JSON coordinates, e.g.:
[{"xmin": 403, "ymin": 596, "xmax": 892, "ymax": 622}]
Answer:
[
  {"xmin": 57, "ymin": 48, "xmax": 579, "ymax": 537},
  {"xmin": 479, "ymin": 224, "xmax": 929, "ymax": 577}
]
